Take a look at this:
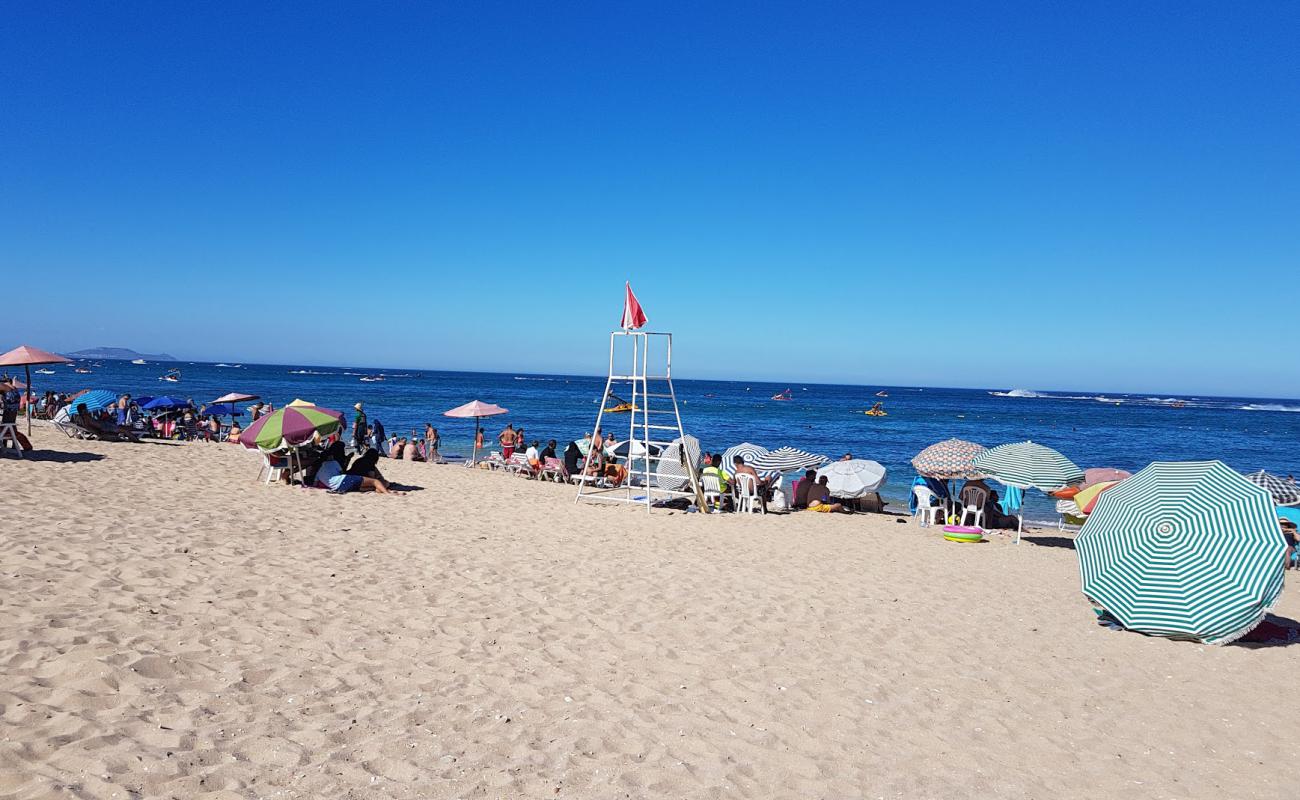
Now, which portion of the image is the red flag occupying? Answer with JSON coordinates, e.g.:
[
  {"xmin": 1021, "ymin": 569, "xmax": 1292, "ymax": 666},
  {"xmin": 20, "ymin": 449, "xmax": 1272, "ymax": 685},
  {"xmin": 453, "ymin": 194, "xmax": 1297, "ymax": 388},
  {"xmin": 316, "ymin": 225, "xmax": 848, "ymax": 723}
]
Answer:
[{"xmin": 620, "ymin": 282, "xmax": 647, "ymax": 329}]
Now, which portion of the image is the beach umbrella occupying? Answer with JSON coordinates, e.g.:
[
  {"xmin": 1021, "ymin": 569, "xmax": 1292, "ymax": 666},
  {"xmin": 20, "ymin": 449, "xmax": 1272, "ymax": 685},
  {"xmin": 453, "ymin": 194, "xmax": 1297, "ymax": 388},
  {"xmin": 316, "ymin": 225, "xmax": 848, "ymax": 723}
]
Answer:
[
  {"xmin": 239, "ymin": 404, "xmax": 344, "ymax": 451},
  {"xmin": 911, "ymin": 438, "xmax": 986, "ymax": 480},
  {"xmin": 749, "ymin": 446, "xmax": 828, "ymax": 474},
  {"xmin": 69, "ymin": 389, "xmax": 119, "ymax": 415},
  {"xmin": 1242, "ymin": 470, "xmax": 1300, "ymax": 507},
  {"xmin": 611, "ymin": 440, "xmax": 662, "ymax": 459},
  {"xmin": 973, "ymin": 441, "xmax": 1084, "ymax": 491},
  {"xmin": 1076, "ymin": 460, "xmax": 1288, "ymax": 645},
  {"xmin": 288, "ymin": 398, "xmax": 316, "ymax": 407},
  {"xmin": 1083, "ymin": 467, "xmax": 1132, "ymax": 487},
  {"xmin": 722, "ymin": 442, "xmax": 770, "ymax": 470},
  {"xmin": 1073, "ymin": 480, "xmax": 1122, "ymax": 515},
  {"xmin": 973, "ymin": 441, "xmax": 1084, "ymax": 541},
  {"xmin": 202, "ymin": 403, "xmax": 244, "ymax": 418},
  {"xmin": 654, "ymin": 435, "xmax": 702, "ymax": 492},
  {"xmin": 142, "ymin": 396, "xmax": 188, "ymax": 411},
  {"xmin": 212, "ymin": 392, "xmax": 259, "ymax": 405},
  {"xmin": 816, "ymin": 459, "xmax": 887, "ymax": 500},
  {"xmin": 443, "ymin": 399, "xmax": 508, "ymax": 464},
  {"xmin": 0, "ymin": 344, "xmax": 73, "ymax": 435}
]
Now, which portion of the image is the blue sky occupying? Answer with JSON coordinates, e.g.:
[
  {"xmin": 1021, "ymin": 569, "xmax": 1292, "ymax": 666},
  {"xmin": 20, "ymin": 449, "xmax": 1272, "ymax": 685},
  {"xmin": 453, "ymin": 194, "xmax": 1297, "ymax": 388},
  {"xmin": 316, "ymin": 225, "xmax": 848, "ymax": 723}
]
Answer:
[{"xmin": 3, "ymin": 3, "xmax": 1297, "ymax": 396}]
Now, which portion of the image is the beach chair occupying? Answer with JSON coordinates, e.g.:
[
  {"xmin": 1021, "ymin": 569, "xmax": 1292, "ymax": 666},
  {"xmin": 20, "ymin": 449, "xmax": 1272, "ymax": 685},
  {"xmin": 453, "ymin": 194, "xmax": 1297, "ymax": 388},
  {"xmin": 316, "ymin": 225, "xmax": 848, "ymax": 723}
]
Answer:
[
  {"xmin": 735, "ymin": 473, "xmax": 764, "ymax": 514},
  {"xmin": 701, "ymin": 472, "xmax": 725, "ymax": 511},
  {"xmin": 255, "ymin": 446, "xmax": 294, "ymax": 484},
  {"xmin": 913, "ymin": 485, "xmax": 942, "ymax": 527},
  {"xmin": 959, "ymin": 485, "xmax": 988, "ymax": 528},
  {"xmin": 503, "ymin": 452, "xmax": 531, "ymax": 476},
  {"xmin": 539, "ymin": 457, "xmax": 568, "ymax": 483}
]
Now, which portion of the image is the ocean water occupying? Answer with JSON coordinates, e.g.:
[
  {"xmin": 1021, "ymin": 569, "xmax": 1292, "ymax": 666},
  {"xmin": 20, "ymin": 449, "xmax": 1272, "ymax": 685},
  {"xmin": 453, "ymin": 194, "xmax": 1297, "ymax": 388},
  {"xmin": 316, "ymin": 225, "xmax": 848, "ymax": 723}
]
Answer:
[{"xmin": 26, "ymin": 358, "xmax": 1300, "ymax": 520}]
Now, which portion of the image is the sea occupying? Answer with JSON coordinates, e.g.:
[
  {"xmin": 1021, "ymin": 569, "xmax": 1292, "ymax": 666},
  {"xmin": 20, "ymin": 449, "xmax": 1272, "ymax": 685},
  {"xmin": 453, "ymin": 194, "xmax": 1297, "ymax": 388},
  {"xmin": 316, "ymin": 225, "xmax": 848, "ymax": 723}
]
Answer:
[{"xmin": 26, "ymin": 358, "xmax": 1300, "ymax": 521}]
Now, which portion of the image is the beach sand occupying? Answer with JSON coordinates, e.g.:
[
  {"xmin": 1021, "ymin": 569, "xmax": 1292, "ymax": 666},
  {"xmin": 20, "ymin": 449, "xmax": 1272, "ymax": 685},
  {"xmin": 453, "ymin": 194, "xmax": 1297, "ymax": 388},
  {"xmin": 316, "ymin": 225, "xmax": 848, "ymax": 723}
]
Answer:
[{"xmin": 2, "ymin": 425, "xmax": 1298, "ymax": 799}]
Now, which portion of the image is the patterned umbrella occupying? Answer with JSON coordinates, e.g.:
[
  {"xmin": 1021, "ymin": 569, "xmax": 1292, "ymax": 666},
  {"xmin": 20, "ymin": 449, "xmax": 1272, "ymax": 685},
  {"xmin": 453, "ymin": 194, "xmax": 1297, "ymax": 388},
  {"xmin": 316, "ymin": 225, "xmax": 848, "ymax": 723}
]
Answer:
[
  {"xmin": 749, "ymin": 446, "xmax": 829, "ymax": 473},
  {"xmin": 911, "ymin": 438, "xmax": 986, "ymax": 479},
  {"xmin": 722, "ymin": 442, "xmax": 769, "ymax": 470},
  {"xmin": 654, "ymin": 435, "xmax": 701, "ymax": 491},
  {"xmin": 815, "ymin": 459, "xmax": 887, "ymax": 499},
  {"xmin": 1076, "ymin": 460, "xmax": 1288, "ymax": 645},
  {"xmin": 239, "ymin": 405, "xmax": 343, "ymax": 450},
  {"xmin": 68, "ymin": 389, "xmax": 119, "ymax": 415},
  {"xmin": 972, "ymin": 441, "xmax": 1084, "ymax": 491},
  {"xmin": 1242, "ymin": 470, "xmax": 1300, "ymax": 507}
]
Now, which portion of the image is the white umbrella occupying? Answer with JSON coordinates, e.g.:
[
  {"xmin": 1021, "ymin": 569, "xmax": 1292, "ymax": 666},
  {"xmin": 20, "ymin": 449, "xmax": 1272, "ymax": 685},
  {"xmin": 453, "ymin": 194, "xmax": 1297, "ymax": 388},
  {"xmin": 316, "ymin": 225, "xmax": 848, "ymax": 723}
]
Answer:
[{"xmin": 815, "ymin": 459, "xmax": 887, "ymax": 500}]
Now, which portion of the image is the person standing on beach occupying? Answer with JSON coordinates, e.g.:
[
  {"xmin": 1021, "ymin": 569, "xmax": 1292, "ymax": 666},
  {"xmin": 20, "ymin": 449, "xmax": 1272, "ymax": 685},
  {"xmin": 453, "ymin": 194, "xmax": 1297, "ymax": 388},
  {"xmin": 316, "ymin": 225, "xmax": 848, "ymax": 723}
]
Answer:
[
  {"xmin": 475, "ymin": 426, "xmax": 485, "ymax": 455},
  {"xmin": 372, "ymin": 419, "xmax": 386, "ymax": 454},
  {"xmin": 514, "ymin": 427, "xmax": 526, "ymax": 453},
  {"xmin": 425, "ymin": 424, "xmax": 440, "ymax": 463},
  {"xmin": 352, "ymin": 403, "xmax": 367, "ymax": 453},
  {"xmin": 499, "ymin": 423, "xmax": 515, "ymax": 459}
]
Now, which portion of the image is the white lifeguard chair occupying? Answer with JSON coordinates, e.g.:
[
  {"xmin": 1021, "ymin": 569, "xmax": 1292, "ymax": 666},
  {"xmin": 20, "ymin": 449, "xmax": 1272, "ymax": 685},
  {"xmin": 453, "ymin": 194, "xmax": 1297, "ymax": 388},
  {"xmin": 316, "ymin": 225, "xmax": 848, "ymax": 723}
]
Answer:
[{"xmin": 575, "ymin": 330, "xmax": 706, "ymax": 512}]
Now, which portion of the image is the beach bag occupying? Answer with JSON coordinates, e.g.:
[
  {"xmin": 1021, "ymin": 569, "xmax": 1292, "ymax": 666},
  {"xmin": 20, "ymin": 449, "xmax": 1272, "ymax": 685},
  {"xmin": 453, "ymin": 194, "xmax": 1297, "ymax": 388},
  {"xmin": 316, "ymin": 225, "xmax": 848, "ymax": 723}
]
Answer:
[{"xmin": 768, "ymin": 488, "xmax": 788, "ymax": 512}]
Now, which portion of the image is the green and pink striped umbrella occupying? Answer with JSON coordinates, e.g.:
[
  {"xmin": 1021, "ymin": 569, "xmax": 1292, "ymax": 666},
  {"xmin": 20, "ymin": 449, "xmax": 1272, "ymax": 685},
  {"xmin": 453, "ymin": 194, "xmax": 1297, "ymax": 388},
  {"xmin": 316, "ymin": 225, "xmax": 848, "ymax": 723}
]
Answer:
[{"xmin": 238, "ymin": 404, "xmax": 343, "ymax": 450}]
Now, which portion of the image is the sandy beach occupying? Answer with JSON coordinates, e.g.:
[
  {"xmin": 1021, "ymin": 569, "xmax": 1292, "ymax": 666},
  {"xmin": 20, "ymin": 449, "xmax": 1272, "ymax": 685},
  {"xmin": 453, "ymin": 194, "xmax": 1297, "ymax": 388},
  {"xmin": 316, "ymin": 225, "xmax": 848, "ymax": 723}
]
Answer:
[{"xmin": 2, "ymin": 425, "xmax": 1298, "ymax": 799}]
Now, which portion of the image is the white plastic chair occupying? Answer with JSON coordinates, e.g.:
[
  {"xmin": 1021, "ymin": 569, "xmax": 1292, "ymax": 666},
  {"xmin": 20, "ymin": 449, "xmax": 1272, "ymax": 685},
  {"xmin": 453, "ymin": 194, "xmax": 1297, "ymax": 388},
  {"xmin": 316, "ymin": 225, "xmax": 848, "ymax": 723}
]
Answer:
[
  {"xmin": 257, "ymin": 446, "xmax": 293, "ymax": 484},
  {"xmin": 701, "ymin": 472, "xmax": 724, "ymax": 511},
  {"xmin": 735, "ymin": 473, "xmax": 764, "ymax": 514},
  {"xmin": 960, "ymin": 496, "xmax": 986, "ymax": 529},
  {"xmin": 913, "ymin": 485, "xmax": 941, "ymax": 527}
]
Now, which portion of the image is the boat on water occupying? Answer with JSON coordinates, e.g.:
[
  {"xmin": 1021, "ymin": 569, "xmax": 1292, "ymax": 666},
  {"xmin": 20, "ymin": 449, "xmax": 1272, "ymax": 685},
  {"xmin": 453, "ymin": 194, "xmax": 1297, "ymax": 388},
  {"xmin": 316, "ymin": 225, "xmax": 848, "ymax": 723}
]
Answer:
[
  {"xmin": 602, "ymin": 393, "xmax": 637, "ymax": 413},
  {"xmin": 131, "ymin": 358, "xmax": 147, "ymax": 365},
  {"xmin": 359, "ymin": 375, "xmax": 385, "ymax": 382},
  {"xmin": 160, "ymin": 368, "xmax": 181, "ymax": 383},
  {"xmin": 875, "ymin": 390, "xmax": 888, "ymax": 397},
  {"xmin": 1171, "ymin": 401, "xmax": 1186, "ymax": 409},
  {"xmin": 36, "ymin": 368, "xmax": 56, "ymax": 374},
  {"xmin": 74, "ymin": 368, "xmax": 93, "ymax": 374},
  {"xmin": 864, "ymin": 401, "xmax": 888, "ymax": 417},
  {"xmin": 771, "ymin": 389, "xmax": 793, "ymax": 401}
]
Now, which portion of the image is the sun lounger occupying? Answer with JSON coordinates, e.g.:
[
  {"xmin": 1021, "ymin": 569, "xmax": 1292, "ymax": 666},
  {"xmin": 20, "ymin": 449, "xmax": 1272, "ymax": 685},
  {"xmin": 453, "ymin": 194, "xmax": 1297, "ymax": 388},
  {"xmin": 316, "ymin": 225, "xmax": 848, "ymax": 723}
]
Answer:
[{"xmin": 539, "ymin": 457, "xmax": 569, "ymax": 483}]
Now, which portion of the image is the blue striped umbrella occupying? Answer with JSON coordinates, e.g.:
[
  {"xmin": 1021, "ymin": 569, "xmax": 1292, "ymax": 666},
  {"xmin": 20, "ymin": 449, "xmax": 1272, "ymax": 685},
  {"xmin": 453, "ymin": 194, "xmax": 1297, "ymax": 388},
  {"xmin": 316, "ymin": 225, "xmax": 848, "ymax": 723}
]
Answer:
[
  {"xmin": 70, "ymin": 389, "xmax": 119, "ymax": 414},
  {"xmin": 1076, "ymin": 460, "xmax": 1288, "ymax": 645}
]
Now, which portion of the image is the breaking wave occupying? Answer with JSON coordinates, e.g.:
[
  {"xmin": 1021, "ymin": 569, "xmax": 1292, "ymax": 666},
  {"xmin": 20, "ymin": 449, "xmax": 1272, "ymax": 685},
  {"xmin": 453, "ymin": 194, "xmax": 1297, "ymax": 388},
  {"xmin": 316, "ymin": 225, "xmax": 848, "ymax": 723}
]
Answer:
[{"xmin": 1240, "ymin": 403, "xmax": 1300, "ymax": 413}]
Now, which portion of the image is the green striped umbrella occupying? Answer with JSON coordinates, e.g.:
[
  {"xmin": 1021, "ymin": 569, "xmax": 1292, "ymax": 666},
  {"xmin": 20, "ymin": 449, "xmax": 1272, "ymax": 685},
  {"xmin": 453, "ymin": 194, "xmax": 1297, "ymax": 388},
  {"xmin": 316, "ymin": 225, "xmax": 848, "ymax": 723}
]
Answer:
[
  {"xmin": 238, "ymin": 405, "xmax": 343, "ymax": 450},
  {"xmin": 1076, "ymin": 460, "xmax": 1288, "ymax": 645},
  {"xmin": 971, "ymin": 440, "xmax": 1083, "ymax": 491}
]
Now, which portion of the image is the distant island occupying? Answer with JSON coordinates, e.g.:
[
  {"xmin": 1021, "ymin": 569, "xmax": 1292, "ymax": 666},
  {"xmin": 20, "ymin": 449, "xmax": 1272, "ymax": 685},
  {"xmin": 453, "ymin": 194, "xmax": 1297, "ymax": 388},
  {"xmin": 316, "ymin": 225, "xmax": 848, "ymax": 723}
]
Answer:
[{"xmin": 66, "ymin": 346, "xmax": 177, "ymax": 362}]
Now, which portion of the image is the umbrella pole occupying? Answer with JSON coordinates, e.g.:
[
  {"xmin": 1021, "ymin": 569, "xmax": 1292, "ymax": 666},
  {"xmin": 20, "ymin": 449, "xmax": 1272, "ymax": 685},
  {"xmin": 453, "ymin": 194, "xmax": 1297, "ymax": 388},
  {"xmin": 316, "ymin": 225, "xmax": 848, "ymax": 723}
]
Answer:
[
  {"xmin": 25, "ymin": 365, "xmax": 32, "ymax": 437},
  {"xmin": 1016, "ymin": 511, "xmax": 1023, "ymax": 544}
]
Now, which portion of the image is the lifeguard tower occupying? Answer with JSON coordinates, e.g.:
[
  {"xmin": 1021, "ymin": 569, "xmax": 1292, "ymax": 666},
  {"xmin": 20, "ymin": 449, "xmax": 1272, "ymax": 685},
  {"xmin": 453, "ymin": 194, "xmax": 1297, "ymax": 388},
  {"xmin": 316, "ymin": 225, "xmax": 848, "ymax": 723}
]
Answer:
[{"xmin": 575, "ymin": 287, "xmax": 705, "ymax": 512}]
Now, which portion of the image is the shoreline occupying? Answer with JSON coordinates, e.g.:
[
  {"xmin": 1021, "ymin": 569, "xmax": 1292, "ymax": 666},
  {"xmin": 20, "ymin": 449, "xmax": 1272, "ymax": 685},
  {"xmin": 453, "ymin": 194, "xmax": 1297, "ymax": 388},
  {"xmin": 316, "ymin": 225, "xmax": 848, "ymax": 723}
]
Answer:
[{"xmin": 3, "ymin": 426, "xmax": 1297, "ymax": 798}]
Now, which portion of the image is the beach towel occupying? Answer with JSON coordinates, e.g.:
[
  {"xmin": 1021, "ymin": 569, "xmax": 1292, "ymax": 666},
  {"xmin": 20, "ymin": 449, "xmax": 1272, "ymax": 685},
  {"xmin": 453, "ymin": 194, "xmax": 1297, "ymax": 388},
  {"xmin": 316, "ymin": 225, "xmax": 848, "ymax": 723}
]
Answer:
[{"xmin": 1003, "ymin": 485, "xmax": 1024, "ymax": 513}]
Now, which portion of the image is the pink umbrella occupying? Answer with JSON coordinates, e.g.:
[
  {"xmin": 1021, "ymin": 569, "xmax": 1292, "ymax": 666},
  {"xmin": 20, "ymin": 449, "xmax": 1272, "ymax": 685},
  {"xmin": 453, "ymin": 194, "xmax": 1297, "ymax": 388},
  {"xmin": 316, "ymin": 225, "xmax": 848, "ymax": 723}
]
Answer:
[
  {"xmin": 1, "ymin": 344, "xmax": 73, "ymax": 435},
  {"xmin": 444, "ymin": 400, "xmax": 508, "ymax": 464},
  {"xmin": 1083, "ymin": 467, "xmax": 1132, "ymax": 487},
  {"xmin": 212, "ymin": 392, "xmax": 260, "ymax": 404}
]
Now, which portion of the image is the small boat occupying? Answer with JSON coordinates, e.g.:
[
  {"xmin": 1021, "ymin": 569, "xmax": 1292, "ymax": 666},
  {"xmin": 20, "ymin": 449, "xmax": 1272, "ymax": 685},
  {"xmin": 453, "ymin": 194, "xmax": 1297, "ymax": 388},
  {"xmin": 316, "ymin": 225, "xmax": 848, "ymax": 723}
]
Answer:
[
  {"xmin": 160, "ymin": 368, "xmax": 181, "ymax": 383},
  {"xmin": 36, "ymin": 368, "xmax": 55, "ymax": 375},
  {"xmin": 875, "ymin": 390, "xmax": 888, "ymax": 397},
  {"xmin": 74, "ymin": 368, "xmax": 93, "ymax": 374},
  {"xmin": 131, "ymin": 358, "xmax": 147, "ymax": 365},
  {"xmin": 771, "ymin": 389, "xmax": 793, "ymax": 401},
  {"xmin": 864, "ymin": 401, "xmax": 888, "ymax": 417},
  {"xmin": 603, "ymin": 394, "xmax": 637, "ymax": 413},
  {"xmin": 359, "ymin": 375, "xmax": 385, "ymax": 382},
  {"xmin": 1170, "ymin": 401, "xmax": 1186, "ymax": 409}
]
